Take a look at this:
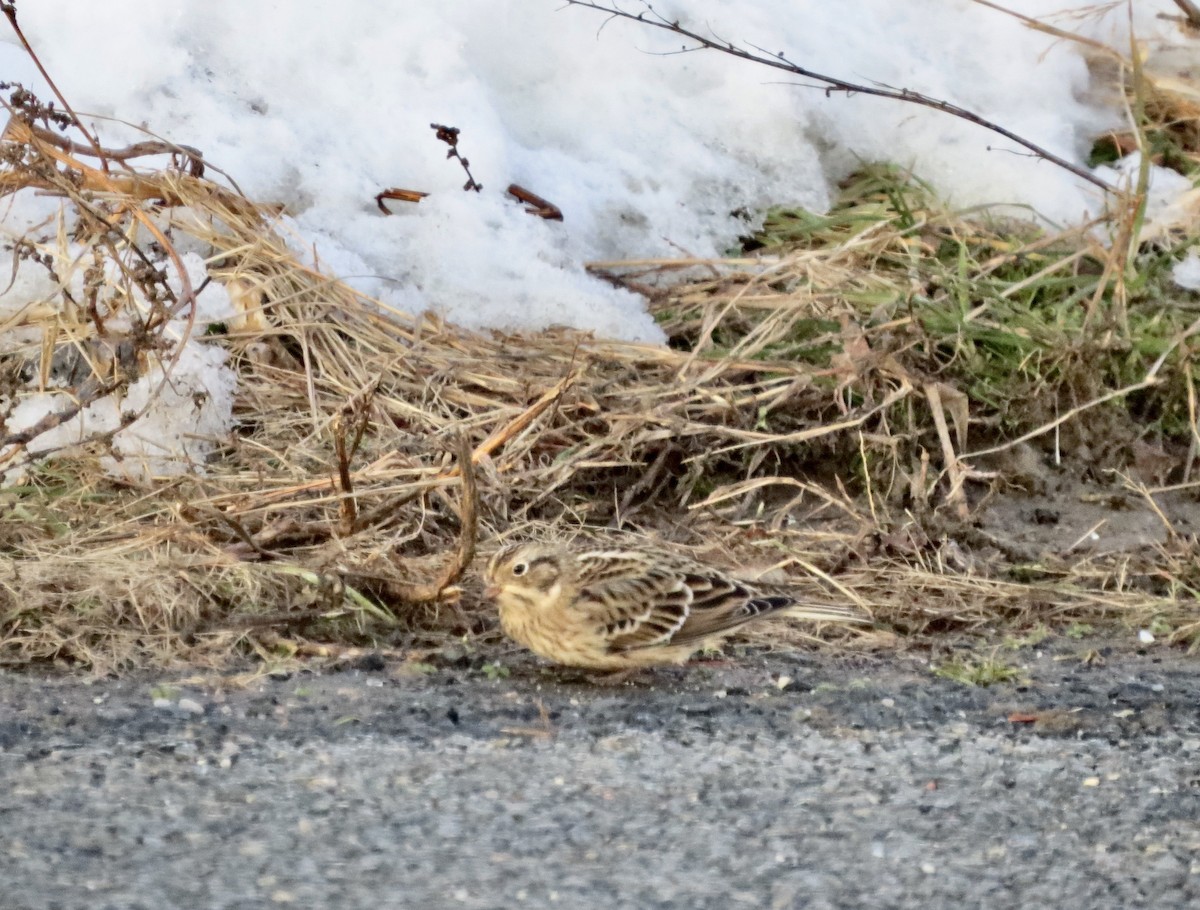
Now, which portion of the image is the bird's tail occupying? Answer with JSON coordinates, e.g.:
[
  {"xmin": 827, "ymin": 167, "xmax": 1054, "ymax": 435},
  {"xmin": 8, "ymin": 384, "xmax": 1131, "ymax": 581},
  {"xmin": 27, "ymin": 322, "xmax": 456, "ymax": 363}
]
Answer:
[{"xmin": 748, "ymin": 595, "xmax": 871, "ymax": 625}]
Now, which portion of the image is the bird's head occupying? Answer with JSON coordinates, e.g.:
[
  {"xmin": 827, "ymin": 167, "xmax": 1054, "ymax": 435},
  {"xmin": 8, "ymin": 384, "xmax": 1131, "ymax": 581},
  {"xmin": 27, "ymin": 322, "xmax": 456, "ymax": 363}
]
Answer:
[{"xmin": 483, "ymin": 543, "xmax": 574, "ymax": 607}]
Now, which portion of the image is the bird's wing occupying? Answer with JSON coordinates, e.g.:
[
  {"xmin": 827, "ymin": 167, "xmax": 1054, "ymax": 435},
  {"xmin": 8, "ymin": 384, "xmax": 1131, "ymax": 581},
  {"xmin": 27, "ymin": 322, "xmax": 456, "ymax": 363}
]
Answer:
[
  {"xmin": 659, "ymin": 569, "xmax": 770, "ymax": 646},
  {"xmin": 571, "ymin": 551, "xmax": 762, "ymax": 651},
  {"xmin": 660, "ymin": 572, "xmax": 869, "ymax": 646},
  {"xmin": 572, "ymin": 550, "xmax": 695, "ymax": 650},
  {"xmin": 573, "ymin": 550, "xmax": 869, "ymax": 653}
]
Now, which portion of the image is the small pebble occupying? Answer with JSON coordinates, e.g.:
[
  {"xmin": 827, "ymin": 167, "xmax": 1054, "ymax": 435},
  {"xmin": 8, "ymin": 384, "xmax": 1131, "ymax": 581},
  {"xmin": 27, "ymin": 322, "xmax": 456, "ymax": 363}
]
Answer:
[
  {"xmin": 178, "ymin": 698, "xmax": 205, "ymax": 715},
  {"xmin": 1138, "ymin": 629, "xmax": 1155, "ymax": 644}
]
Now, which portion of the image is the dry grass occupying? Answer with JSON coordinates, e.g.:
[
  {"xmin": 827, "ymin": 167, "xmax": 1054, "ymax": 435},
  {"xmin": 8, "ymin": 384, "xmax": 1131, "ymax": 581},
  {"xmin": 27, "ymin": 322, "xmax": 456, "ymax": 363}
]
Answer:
[{"xmin": 3, "ymin": 59, "xmax": 1200, "ymax": 672}]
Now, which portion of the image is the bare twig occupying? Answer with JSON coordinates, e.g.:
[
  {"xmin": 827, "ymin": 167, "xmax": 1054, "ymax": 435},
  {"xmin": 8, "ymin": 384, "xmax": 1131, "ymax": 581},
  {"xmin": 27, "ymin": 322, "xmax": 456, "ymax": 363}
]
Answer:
[
  {"xmin": 332, "ymin": 416, "xmax": 357, "ymax": 535},
  {"xmin": 565, "ymin": 0, "xmax": 1115, "ymax": 194},
  {"xmin": 375, "ymin": 187, "xmax": 429, "ymax": 213},
  {"xmin": 182, "ymin": 503, "xmax": 280, "ymax": 561},
  {"xmin": 10, "ymin": 119, "xmax": 205, "ymax": 176},
  {"xmin": 332, "ymin": 381, "xmax": 379, "ymax": 535},
  {"xmin": 472, "ymin": 370, "xmax": 581, "ymax": 466},
  {"xmin": 431, "ymin": 123, "xmax": 482, "ymax": 192},
  {"xmin": 379, "ymin": 434, "xmax": 480, "ymax": 606},
  {"xmin": 1171, "ymin": 0, "xmax": 1200, "ymax": 29},
  {"xmin": 507, "ymin": 184, "xmax": 564, "ymax": 221},
  {"xmin": 969, "ymin": 0, "xmax": 1127, "ymax": 58}
]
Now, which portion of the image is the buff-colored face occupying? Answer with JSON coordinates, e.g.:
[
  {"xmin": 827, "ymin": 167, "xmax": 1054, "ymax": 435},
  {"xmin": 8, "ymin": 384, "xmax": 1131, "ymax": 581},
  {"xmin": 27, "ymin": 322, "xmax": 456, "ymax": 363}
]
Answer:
[{"xmin": 483, "ymin": 543, "xmax": 569, "ymax": 605}]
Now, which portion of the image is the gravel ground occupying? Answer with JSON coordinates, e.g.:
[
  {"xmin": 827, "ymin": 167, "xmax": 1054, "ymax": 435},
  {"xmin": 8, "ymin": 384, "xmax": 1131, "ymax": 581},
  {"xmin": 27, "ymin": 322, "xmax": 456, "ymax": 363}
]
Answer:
[{"xmin": 2, "ymin": 644, "xmax": 1199, "ymax": 910}]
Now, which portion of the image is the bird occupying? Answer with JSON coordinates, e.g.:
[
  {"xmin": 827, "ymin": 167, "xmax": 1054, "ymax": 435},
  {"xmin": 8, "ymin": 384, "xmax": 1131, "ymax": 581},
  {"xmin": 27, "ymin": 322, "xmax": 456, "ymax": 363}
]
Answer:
[{"xmin": 483, "ymin": 541, "xmax": 871, "ymax": 671}]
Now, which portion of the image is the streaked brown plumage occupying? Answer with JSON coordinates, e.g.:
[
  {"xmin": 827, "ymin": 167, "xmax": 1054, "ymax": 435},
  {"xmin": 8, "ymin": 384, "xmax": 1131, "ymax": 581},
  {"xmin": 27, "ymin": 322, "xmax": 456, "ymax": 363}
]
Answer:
[{"xmin": 483, "ymin": 542, "xmax": 870, "ymax": 670}]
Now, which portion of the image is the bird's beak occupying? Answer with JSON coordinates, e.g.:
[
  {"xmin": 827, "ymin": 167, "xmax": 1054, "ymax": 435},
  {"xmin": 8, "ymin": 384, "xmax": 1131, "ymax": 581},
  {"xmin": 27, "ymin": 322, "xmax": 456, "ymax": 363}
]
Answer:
[{"xmin": 483, "ymin": 583, "xmax": 500, "ymax": 600}]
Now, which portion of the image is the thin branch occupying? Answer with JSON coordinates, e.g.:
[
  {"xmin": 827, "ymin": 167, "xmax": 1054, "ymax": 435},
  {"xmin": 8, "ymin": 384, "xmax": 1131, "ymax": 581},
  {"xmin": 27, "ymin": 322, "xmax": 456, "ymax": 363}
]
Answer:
[
  {"xmin": 1172, "ymin": 0, "xmax": 1200, "ymax": 29},
  {"xmin": 378, "ymin": 433, "xmax": 480, "ymax": 606},
  {"xmin": 507, "ymin": 184, "xmax": 564, "ymax": 220},
  {"xmin": 565, "ymin": 1, "xmax": 1115, "ymax": 194},
  {"xmin": 16, "ymin": 120, "xmax": 204, "ymax": 176}
]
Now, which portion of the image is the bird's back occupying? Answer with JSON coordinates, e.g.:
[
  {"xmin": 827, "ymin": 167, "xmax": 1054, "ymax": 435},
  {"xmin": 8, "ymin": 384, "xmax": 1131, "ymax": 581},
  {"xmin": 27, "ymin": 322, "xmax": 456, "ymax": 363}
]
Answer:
[{"xmin": 573, "ymin": 548, "xmax": 868, "ymax": 652}]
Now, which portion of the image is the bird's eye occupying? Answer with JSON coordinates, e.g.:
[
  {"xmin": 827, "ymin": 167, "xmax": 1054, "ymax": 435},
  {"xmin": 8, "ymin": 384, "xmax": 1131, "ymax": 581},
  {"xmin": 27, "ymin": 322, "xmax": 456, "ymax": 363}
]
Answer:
[{"xmin": 511, "ymin": 562, "xmax": 528, "ymax": 577}]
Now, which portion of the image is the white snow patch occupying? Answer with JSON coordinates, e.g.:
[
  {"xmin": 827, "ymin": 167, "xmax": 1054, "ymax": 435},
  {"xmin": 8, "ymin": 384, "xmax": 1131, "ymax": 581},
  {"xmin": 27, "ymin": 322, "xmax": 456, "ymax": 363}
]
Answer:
[{"xmin": 1173, "ymin": 251, "xmax": 1200, "ymax": 292}]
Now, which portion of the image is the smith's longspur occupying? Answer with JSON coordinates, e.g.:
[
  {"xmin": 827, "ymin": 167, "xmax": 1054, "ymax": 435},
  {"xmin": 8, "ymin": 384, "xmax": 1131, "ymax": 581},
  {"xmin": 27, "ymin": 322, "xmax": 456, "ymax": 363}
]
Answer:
[{"xmin": 484, "ymin": 542, "xmax": 870, "ymax": 670}]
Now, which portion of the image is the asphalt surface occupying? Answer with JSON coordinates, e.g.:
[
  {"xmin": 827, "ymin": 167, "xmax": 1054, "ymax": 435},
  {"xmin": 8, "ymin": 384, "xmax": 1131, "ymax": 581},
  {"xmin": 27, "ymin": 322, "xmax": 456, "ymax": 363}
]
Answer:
[{"xmin": 2, "ymin": 644, "xmax": 1199, "ymax": 909}]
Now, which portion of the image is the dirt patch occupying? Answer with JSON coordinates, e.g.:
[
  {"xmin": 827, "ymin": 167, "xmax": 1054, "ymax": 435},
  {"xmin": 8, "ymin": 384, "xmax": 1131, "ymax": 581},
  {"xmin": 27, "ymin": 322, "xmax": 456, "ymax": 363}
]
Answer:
[{"xmin": 973, "ymin": 475, "xmax": 1197, "ymax": 560}]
